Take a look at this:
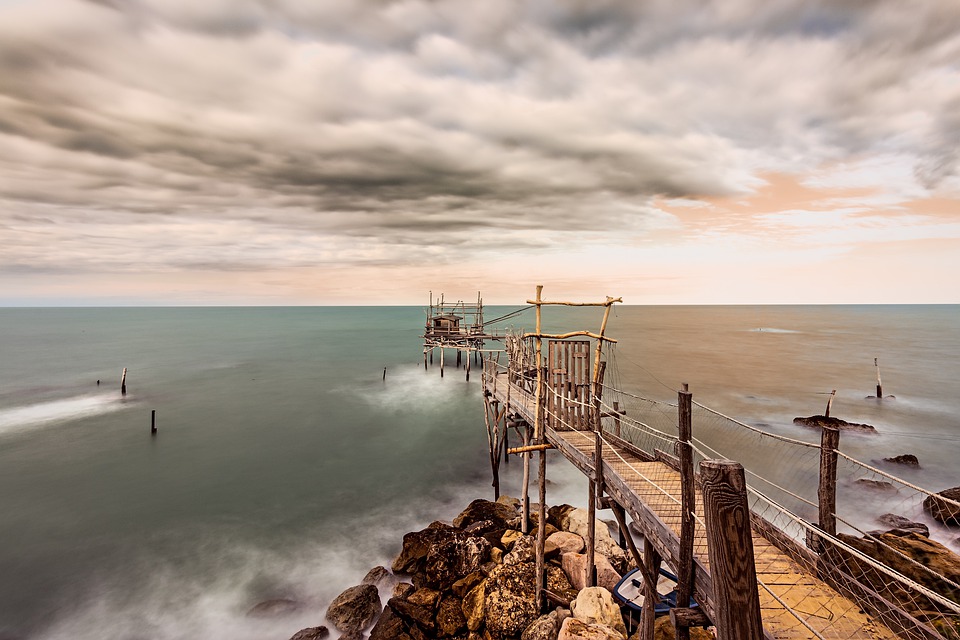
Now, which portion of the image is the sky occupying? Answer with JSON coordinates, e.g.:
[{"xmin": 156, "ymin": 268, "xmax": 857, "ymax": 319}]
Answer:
[{"xmin": 0, "ymin": 0, "xmax": 958, "ymax": 305}]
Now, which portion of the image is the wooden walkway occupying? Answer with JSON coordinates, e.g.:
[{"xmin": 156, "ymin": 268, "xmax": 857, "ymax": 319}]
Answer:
[{"xmin": 487, "ymin": 371, "xmax": 898, "ymax": 640}]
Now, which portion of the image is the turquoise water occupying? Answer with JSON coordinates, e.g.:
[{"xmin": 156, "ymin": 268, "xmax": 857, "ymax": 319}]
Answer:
[{"xmin": 0, "ymin": 305, "xmax": 957, "ymax": 639}]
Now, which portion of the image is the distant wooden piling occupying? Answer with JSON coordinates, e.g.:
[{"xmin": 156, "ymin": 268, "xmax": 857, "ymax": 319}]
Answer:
[
  {"xmin": 700, "ymin": 459, "xmax": 764, "ymax": 640},
  {"xmin": 466, "ymin": 350, "xmax": 471, "ymax": 381},
  {"xmin": 824, "ymin": 389, "xmax": 836, "ymax": 417},
  {"xmin": 121, "ymin": 368, "xmax": 127, "ymax": 395},
  {"xmin": 440, "ymin": 348, "xmax": 444, "ymax": 378},
  {"xmin": 151, "ymin": 409, "xmax": 157, "ymax": 435},
  {"xmin": 875, "ymin": 358, "xmax": 882, "ymax": 397}
]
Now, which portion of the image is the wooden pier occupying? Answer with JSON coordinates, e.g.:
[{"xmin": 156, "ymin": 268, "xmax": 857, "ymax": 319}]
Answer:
[{"xmin": 470, "ymin": 286, "xmax": 959, "ymax": 640}]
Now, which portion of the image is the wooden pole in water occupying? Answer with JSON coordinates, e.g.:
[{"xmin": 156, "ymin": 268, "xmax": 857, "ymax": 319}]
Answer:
[
  {"xmin": 440, "ymin": 348, "xmax": 444, "ymax": 378},
  {"xmin": 466, "ymin": 348, "xmax": 471, "ymax": 381},
  {"xmin": 700, "ymin": 460, "xmax": 764, "ymax": 640},
  {"xmin": 676, "ymin": 383, "xmax": 695, "ymax": 640},
  {"xmin": 818, "ymin": 427, "xmax": 840, "ymax": 539},
  {"xmin": 151, "ymin": 409, "xmax": 157, "ymax": 435},
  {"xmin": 383, "ymin": 367, "xmax": 387, "ymax": 381},
  {"xmin": 824, "ymin": 389, "xmax": 836, "ymax": 417},
  {"xmin": 457, "ymin": 349, "xmax": 462, "ymax": 368},
  {"xmin": 875, "ymin": 358, "xmax": 883, "ymax": 398},
  {"xmin": 423, "ymin": 350, "xmax": 428, "ymax": 371},
  {"xmin": 121, "ymin": 367, "xmax": 127, "ymax": 395}
]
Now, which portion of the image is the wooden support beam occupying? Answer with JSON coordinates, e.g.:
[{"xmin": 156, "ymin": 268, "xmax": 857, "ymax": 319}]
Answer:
[
  {"xmin": 507, "ymin": 443, "xmax": 555, "ymax": 454},
  {"xmin": 536, "ymin": 446, "xmax": 547, "ymax": 609},
  {"xmin": 639, "ymin": 538, "xmax": 662, "ymax": 640},
  {"xmin": 670, "ymin": 607, "xmax": 711, "ymax": 629},
  {"xmin": 700, "ymin": 460, "xmax": 764, "ymax": 640},
  {"xmin": 609, "ymin": 496, "xmax": 662, "ymax": 606}
]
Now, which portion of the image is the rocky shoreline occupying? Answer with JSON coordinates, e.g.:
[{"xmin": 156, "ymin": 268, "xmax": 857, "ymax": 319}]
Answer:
[
  {"xmin": 282, "ymin": 496, "xmax": 702, "ymax": 640},
  {"xmin": 279, "ymin": 492, "xmax": 960, "ymax": 640}
]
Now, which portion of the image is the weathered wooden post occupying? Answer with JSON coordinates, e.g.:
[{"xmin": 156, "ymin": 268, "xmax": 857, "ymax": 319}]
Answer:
[
  {"xmin": 700, "ymin": 460, "xmax": 764, "ymax": 640},
  {"xmin": 150, "ymin": 409, "xmax": 157, "ymax": 435},
  {"xmin": 675, "ymin": 383, "xmax": 695, "ymax": 640},
  {"xmin": 521, "ymin": 423, "xmax": 531, "ymax": 534},
  {"xmin": 613, "ymin": 400, "xmax": 622, "ymax": 438},
  {"xmin": 639, "ymin": 538, "xmax": 663, "ymax": 640},
  {"xmin": 121, "ymin": 368, "xmax": 127, "ymax": 395},
  {"xmin": 423, "ymin": 350, "xmax": 428, "ymax": 371},
  {"xmin": 457, "ymin": 349, "xmax": 462, "ymax": 368},
  {"xmin": 818, "ymin": 427, "xmax": 840, "ymax": 538},
  {"xmin": 383, "ymin": 367, "xmax": 387, "ymax": 381},
  {"xmin": 440, "ymin": 348, "xmax": 444, "ymax": 378},
  {"xmin": 466, "ymin": 348, "xmax": 471, "ymax": 381},
  {"xmin": 874, "ymin": 357, "xmax": 883, "ymax": 398},
  {"xmin": 824, "ymin": 389, "xmax": 836, "ymax": 417}
]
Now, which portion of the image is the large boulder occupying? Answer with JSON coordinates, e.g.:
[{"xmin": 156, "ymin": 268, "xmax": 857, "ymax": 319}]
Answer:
[
  {"xmin": 454, "ymin": 499, "xmax": 519, "ymax": 529},
  {"xmin": 548, "ymin": 531, "xmax": 585, "ymax": 556},
  {"xmin": 563, "ymin": 509, "xmax": 631, "ymax": 573},
  {"xmin": 522, "ymin": 608, "xmax": 569, "ymax": 640},
  {"xmin": 462, "ymin": 581, "xmax": 486, "ymax": 632},
  {"xmin": 883, "ymin": 454, "xmax": 920, "ymax": 467},
  {"xmin": 570, "ymin": 587, "xmax": 626, "ymax": 638},
  {"xmin": 561, "ymin": 552, "xmax": 622, "ymax": 593},
  {"xmin": 389, "ymin": 594, "xmax": 436, "ymax": 633},
  {"xmin": 289, "ymin": 627, "xmax": 329, "ymax": 640},
  {"xmin": 875, "ymin": 514, "xmax": 930, "ymax": 537},
  {"xmin": 549, "ymin": 504, "xmax": 577, "ymax": 530},
  {"xmin": 369, "ymin": 605, "xmax": 412, "ymax": 640},
  {"xmin": 924, "ymin": 487, "xmax": 960, "ymax": 526},
  {"xmin": 484, "ymin": 562, "xmax": 540, "ymax": 639},
  {"xmin": 558, "ymin": 617, "xmax": 624, "ymax": 640},
  {"xmin": 326, "ymin": 584, "xmax": 382, "ymax": 633},
  {"xmin": 436, "ymin": 595, "xmax": 467, "ymax": 637},
  {"xmin": 421, "ymin": 531, "xmax": 492, "ymax": 590},
  {"xmin": 363, "ymin": 565, "xmax": 391, "ymax": 586},
  {"xmin": 393, "ymin": 522, "xmax": 460, "ymax": 574}
]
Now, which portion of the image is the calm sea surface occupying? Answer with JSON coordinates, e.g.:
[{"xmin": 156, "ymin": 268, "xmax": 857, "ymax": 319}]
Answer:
[{"xmin": 0, "ymin": 305, "xmax": 957, "ymax": 639}]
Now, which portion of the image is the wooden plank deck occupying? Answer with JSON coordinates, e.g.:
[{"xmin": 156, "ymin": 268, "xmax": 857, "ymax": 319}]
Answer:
[{"xmin": 486, "ymin": 371, "xmax": 898, "ymax": 640}]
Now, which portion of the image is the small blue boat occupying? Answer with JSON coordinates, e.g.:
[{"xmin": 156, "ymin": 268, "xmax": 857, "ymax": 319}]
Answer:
[{"xmin": 612, "ymin": 567, "xmax": 699, "ymax": 622}]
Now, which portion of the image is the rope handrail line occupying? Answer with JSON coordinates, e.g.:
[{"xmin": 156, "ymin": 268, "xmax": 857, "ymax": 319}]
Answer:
[
  {"xmin": 690, "ymin": 440, "xmax": 819, "ymax": 512},
  {"xmin": 692, "ymin": 400, "xmax": 822, "ymax": 449},
  {"xmin": 748, "ymin": 487, "xmax": 960, "ymax": 614},
  {"xmin": 837, "ymin": 451, "xmax": 960, "ymax": 510}
]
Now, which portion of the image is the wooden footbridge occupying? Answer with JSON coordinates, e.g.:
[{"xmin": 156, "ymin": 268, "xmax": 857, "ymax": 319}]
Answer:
[{"xmin": 458, "ymin": 287, "xmax": 960, "ymax": 640}]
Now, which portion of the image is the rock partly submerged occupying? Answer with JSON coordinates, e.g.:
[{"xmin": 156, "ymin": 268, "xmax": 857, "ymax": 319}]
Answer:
[
  {"xmin": 923, "ymin": 487, "xmax": 960, "ymax": 527},
  {"xmin": 793, "ymin": 415, "xmax": 876, "ymax": 433}
]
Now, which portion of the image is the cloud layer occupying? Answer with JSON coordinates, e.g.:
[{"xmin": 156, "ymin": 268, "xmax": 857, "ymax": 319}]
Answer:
[{"xmin": 0, "ymin": 0, "xmax": 958, "ymax": 301}]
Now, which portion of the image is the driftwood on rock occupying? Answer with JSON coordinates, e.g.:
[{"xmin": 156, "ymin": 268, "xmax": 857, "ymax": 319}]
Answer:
[{"xmin": 793, "ymin": 414, "xmax": 876, "ymax": 433}]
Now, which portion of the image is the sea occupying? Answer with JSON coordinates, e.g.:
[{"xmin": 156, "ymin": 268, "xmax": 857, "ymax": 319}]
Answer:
[{"xmin": 0, "ymin": 305, "xmax": 957, "ymax": 639}]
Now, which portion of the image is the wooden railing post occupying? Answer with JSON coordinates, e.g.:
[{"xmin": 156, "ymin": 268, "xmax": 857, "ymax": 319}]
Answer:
[
  {"xmin": 675, "ymin": 383, "xmax": 695, "ymax": 640},
  {"xmin": 818, "ymin": 427, "xmax": 840, "ymax": 538},
  {"xmin": 700, "ymin": 459, "xmax": 764, "ymax": 640}
]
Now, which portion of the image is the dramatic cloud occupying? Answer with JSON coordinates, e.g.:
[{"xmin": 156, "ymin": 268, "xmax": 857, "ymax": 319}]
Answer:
[{"xmin": 0, "ymin": 0, "xmax": 958, "ymax": 303}]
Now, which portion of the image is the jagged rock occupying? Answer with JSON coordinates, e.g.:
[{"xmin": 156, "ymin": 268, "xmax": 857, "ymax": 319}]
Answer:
[
  {"xmin": 876, "ymin": 514, "xmax": 930, "ymax": 537},
  {"xmin": 548, "ymin": 504, "xmax": 577, "ymax": 530},
  {"xmin": 570, "ymin": 587, "xmax": 627, "ymax": 637},
  {"xmin": 393, "ymin": 522, "xmax": 460, "ymax": 573},
  {"xmin": 437, "ymin": 595, "xmax": 467, "ymax": 637},
  {"xmin": 454, "ymin": 499, "xmax": 519, "ymax": 530},
  {"xmin": 422, "ymin": 531, "xmax": 492, "ymax": 590},
  {"xmin": 563, "ymin": 509, "xmax": 630, "ymax": 573},
  {"xmin": 369, "ymin": 606, "xmax": 411, "ymax": 640},
  {"xmin": 465, "ymin": 519, "xmax": 503, "ymax": 536},
  {"xmin": 924, "ymin": 487, "xmax": 960, "ymax": 526},
  {"xmin": 247, "ymin": 598, "xmax": 302, "ymax": 618},
  {"xmin": 883, "ymin": 454, "xmax": 920, "ymax": 467},
  {"xmin": 452, "ymin": 571, "xmax": 485, "ymax": 599},
  {"xmin": 522, "ymin": 608, "xmax": 569, "ymax": 640},
  {"xmin": 558, "ymin": 617, "xmax": 624, "ymax": 640},
  {"xmin": 504, "ymin": 535, "xmax": 536, "ymax": 566},
  {"xmin": 484, "ymin": 562, "xmax": 540, "ymax": 639},
  {"xmin": 363, "ymin": 565, "xmax": 391, "ymax": 586},
  {"xmin": 389, "ymin": 595, "xmax": 436, "ymax": 633},
  {"xmin": 548, "ymin": 532, "xmax": 585, "ymax": 555},
  {"xmin": 502, "ymin": 530, "xmax": 524, "ymax": 550},
  {"xmin": 462, "ymin": 581, "xmax": 486, "ymax": 632},
  {"xmin": 407, "ymin": 587, "xmax": 441, "ymax": 609},
  {"xmin": 561, "ymin": 552, "xmax": 621, "ymax": 592},
  {"xmin": 289, "ymin": 626, "xmax": 329, "ymax": 640},
  {"xmin": 327, "ymin": 584, "xmax": 382, "ymax": 633},
  {"xmin": 393, "ymin": 582, "xmax": 416, "ymax": 599},
  {"xmin": 855, "ymin": 478, "xmax": 896, "ymax": 491},
  {"xmin": 546, "ymin": 565, "xmax": 577, "ymax": 603},
  {"xmin": 497, "ymin": 495, "xmax": 521, "ymax": 509},
  {"xmin": 793, "ymin": 415, "xmax": 876, "ymax": 433},
  {"xmin": 337, "ymin": 632, "xmax": 364, "ymax": 640}
]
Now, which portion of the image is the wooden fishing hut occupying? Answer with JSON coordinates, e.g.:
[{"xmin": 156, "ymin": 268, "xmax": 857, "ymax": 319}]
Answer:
[{"xmin": 423, "ymin": 291, "xmax": 506, "ymax": 380}]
